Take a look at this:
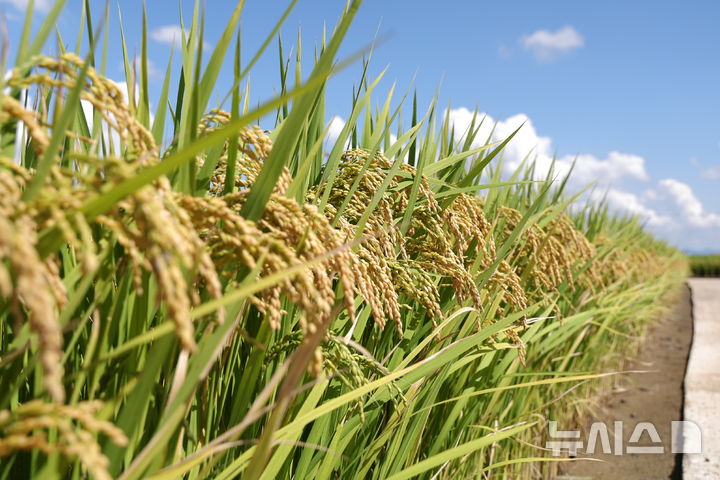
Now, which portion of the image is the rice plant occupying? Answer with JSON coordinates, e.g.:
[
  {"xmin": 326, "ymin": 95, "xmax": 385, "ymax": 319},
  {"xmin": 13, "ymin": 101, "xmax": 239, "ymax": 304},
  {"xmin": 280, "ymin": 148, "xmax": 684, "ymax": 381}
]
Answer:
[
  {"xmin": 0, "ymin": 1, "xmax": 687, "ymax": 479},
  {"xmin": 689, "ymin": 255, "xmax": 720, "ymax": 277}
]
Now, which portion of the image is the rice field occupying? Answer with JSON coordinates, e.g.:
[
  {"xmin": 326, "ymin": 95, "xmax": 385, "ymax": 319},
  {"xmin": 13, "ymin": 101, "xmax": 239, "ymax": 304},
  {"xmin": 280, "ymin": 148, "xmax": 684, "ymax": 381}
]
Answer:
[
  {"xmin": 689, "ymin": 255, "xmax": 720, "ymax": 277},
  {"xmin": 0, "ymin": 2, "xmax": 688, "ymax": 479}
]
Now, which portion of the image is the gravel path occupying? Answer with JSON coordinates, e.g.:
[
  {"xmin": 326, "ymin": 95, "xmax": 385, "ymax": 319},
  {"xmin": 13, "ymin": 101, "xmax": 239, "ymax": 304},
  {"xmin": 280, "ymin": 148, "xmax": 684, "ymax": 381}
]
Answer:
[{"xmin": 684, "ymin": 278, "xmax": 720, "ymax": 479}]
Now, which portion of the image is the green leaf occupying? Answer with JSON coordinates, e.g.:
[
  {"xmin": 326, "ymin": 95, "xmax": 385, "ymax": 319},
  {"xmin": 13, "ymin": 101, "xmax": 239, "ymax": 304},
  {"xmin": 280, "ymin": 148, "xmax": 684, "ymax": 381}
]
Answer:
[{"xmin": 385, "ymin": 422, "xmax": 536, "ymax": 480}]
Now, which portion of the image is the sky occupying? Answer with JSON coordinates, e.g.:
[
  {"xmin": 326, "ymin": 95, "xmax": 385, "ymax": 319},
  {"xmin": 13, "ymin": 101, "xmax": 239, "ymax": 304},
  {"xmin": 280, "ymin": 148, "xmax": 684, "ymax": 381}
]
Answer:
[{"xmin": 2, "ymin": 0, "xmax": 719, "ymax": 252}]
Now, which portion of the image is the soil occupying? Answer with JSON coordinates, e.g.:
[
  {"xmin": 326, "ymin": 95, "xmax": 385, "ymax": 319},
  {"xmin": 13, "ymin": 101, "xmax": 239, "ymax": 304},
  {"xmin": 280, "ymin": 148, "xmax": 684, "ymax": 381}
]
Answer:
[{"xmin": 557, "ymin": 284, "xmax": 693, "ymax": 480}]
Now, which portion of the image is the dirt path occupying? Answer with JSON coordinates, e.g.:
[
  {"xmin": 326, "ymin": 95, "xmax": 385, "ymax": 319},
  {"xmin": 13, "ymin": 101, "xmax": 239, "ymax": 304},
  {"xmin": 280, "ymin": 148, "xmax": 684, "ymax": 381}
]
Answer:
[{"xmin": 558, "ymin": 284, "xmax": 693, "ymax": 480}]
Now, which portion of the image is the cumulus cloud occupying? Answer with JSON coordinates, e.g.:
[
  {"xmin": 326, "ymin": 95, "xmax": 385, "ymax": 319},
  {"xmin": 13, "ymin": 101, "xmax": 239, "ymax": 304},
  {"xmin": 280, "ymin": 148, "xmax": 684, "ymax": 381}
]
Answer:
[
  {"xmin": 489, "ymin": 113, "xmax": 553, "ymax": 170},
  {"xmin": 446, "ymin": 108, "xmax": 648, "ymax": 189},
  {"xmin": 569, "ymin": 152, "xmax": 648, "ymax": 184},
  {"xmin": 520, "ymin": 26, "xmax": 584, "ymax": 62},
  {"xmin": 326, "ymin": 116, "xmax": 346, "ymax": 145},
  {"xmin": 0, "ymin": 0, "xmax": 50, "ymax": 13},
  {"xmin": 151, "ymin": 25, "xmax": 211, "ymax": 50},
  {"xmin": 151, "ymin": 25, "xmax": 183, "ymax": 45},
  {"xmin": 639, "ymin": 179, "xmax": 720, "ymax": 251},
  {"xmin": 445, "ymin": 107, "xmax": 495, "ymax": 148},
  {"xmin": 324, "ymin": 115, "xmax": 351, "ymax": 153},
  {"xmin": 595, "ymin": 189, "xmax": 670, "ymax": 227},
  {"xmin": 657, "ymin": 179, "xmax": 720, "ymax": 228}
]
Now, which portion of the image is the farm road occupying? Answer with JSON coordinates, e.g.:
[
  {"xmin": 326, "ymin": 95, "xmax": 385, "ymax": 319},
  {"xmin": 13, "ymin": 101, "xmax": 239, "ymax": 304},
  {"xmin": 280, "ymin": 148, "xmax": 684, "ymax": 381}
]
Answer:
[
  {"xmin": 684, "ymin": 278, "xmax": 720, "ymax": 479},
  {"xmin": 559, "ymin": 284, "xmax": 693, "ymax": 479}
]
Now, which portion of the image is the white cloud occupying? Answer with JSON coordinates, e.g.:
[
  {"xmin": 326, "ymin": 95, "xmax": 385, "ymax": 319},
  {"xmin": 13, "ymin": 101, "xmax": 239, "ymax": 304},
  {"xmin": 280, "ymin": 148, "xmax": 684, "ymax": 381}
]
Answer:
[
  {"xmin": 0, "ymin": 0, "xmax": 50, "ymax": 13},
  {"xmin": 151, "ymin": 25, "xmax": 183, "ymax": 45},
  {"xmin": 521, "ymin": 26, "xmax": 584, "ymax": 62},
  {"xmin": 566, "ymin": 152, "xmax": 648, "ymax": 184},
  {"xmin": 326, "ymin": 115, "xmax": 346, "ymax": 146},
  {"xmin": 490, "ymin": 113, "xmax": 555, "ymax": 171},
  {"xmin": 642, "ymin": 179, "xmax": 720, "ymax": 251},
  {"xmin": 658, "ymin": 179, "xmax": 720, "ymax": 228},
  {"xmin": 151, "ymin": 25, "xmax": 211, "ymax": 50},
  {"xmin": 446, "ymin": 108, "xmax": 648, "ymax": 190},
  {"xmin": 324, "ymin": 115, "xmax": 352, "ymax": 153},
  {"xmin": 595, "ymin": 189, "xmax": 671, "ymax": 227},
  {"xmin": 446, "ymin": 108, "xmax": 495, "ymax": 149}
]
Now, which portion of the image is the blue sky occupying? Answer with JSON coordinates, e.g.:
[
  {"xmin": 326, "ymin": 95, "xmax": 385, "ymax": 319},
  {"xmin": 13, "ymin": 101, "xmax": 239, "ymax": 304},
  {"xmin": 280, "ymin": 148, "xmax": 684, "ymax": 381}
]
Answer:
[{"xmin": 3, "ymin": 0, "xmax": 719, "ymax": 252}]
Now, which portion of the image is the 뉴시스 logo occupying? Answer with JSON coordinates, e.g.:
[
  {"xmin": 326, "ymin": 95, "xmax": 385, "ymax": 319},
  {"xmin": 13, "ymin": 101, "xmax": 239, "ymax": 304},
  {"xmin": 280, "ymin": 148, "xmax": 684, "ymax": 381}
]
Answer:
[{"xmin": 546, "ymin": 420, "xmax": 703, "ymax": 456}]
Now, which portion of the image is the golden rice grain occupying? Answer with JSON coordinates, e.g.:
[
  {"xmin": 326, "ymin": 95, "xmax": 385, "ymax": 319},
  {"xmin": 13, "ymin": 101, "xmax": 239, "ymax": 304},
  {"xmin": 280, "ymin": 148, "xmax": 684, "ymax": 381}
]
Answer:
[{"xmin": 0, "ymin": 400, "xmax": 127, "ymax": 480}]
